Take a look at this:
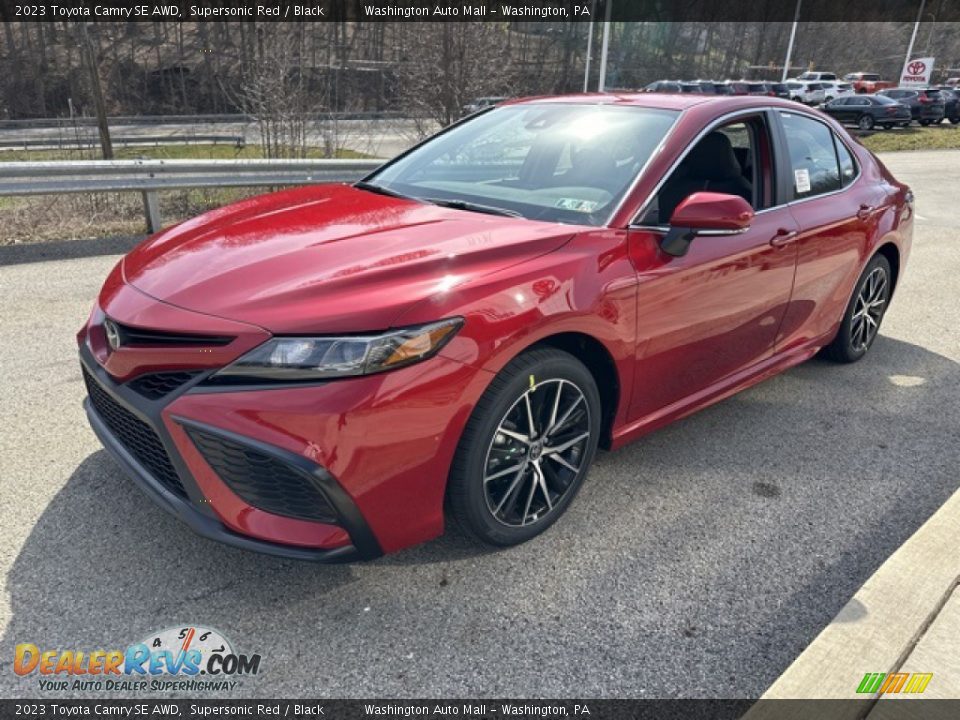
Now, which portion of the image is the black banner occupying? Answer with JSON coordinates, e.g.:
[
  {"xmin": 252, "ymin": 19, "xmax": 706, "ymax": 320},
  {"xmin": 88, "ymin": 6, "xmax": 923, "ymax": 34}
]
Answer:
[
  {"xmin": 6, "ymin": 700, "xmax": 960, "ymax": 720},
  {"xmin": 1, "ymin": 0, "xmax": 958, "ymax": 24}
]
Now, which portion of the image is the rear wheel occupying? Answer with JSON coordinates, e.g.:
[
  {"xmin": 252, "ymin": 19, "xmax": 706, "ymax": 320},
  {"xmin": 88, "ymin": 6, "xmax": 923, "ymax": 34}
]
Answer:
[
  {"xmin": 447, "ymin": 348, "xmax": 601, "ymax": 546},
  {"xmin": 821, "ymin": 254, "xmax": 892, "ymax": 363},
  {"xmin": 858, "ymin": 114, "xmax": 875, "ymax": 131},
  {"xmin": 920, "ymin": 119, "xmax": 932, "ymax": 126}
]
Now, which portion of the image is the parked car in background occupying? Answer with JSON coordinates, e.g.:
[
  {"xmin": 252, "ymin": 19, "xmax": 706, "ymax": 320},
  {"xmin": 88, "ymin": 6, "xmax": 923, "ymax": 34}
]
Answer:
[
  {"xmin": 843, "ymin": 73, "xmax": 897, "ymax": 94},
  {"xmin": 821, "ymin": 82, "xmax": 855, "ymax": 102},
  {"xmin": 764, "ymin": 82, "xmax": 791, "ymax": 99},
  {"xmin": 935, "ymin": 87, "xmax": 960, "ymax": 123},
  {"xmin": 693, "ymin": 80, "xmax": 734, "ymax": 95},
  {"xmin": 726, "ymin": 81, "xmax": 771, "ymax": 96},
  {"xmin": 944, "ymin": 77, "xmax": 960, "ymax": 87},
  {"xmin": 786, "ymin": 81, "xmax": 826, "ymax": 105},
  {"xmin": 644, "ymin": 80, "xmax": 682, "ymax": 93},
  {"xmin": 462, "ymin": 96, "xmax": 508, "ymax": 115},
  {"xmin": 878, "ymin": 88, "xmax": 946, "ymax": 125},
  {"xmin": 795, "ymin": 71, "xmax": 838, "ymax": 82},
  {"xmin": 822, "ymin": 95, "xmax": 912, "ymax": 130}
]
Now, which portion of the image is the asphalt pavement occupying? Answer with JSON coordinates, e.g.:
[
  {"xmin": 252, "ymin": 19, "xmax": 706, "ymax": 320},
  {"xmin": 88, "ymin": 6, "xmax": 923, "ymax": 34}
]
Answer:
[{"xmin": 0, "ymin": 150, "xmax": 957, "ymax": 699}]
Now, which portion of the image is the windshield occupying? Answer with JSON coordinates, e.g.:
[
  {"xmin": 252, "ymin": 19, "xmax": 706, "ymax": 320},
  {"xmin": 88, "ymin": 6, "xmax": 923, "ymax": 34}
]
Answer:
[{"xmin": 364, "ymin": 104, "xmax": 679, "ymax": 226}]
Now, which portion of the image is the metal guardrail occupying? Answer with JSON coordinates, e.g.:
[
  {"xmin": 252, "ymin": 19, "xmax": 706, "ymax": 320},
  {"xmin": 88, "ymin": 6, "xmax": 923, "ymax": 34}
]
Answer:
[
  {"xmin": 0, "ymin": 135, "xmax": 246, "ymax": 151},
  {"xmin": 0, "ymin": 112, "xmax": 411, "ymax": 131},
  {"xmin": 0, "ymin": 158, "xmax": 383, "ymax": 233}
]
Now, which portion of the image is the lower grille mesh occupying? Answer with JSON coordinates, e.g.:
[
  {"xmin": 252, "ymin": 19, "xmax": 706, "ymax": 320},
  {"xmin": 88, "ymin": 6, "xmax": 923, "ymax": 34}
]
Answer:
[
  {"xmin": 83, "ymin": 368, "xmax": 187, "ymax": 498},
  {"xmin": 127, "ymin": 371, "xmax": 200, "ymax": 400},
  {"xmin": 185, "ymin": 426, "xmax": 338, "ymax": 524}
]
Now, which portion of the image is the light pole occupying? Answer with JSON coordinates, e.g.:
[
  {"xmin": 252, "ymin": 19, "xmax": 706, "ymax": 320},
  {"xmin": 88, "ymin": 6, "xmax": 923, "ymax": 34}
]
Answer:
[
  {"xmin": 782, "ymin": 0, "xmax": 802, "ymax": 82},
  {"xmin": 583, "ymin": 0, "xmax": 596, "ymax": 92},
  {"xmin": 597, "ymin": 0, "xmax": 612, "ymax": 92}
]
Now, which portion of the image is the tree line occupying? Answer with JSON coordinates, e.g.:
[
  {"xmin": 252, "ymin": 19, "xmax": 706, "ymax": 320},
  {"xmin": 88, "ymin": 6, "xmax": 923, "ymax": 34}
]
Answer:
[{"xmin": 1, "ymin": 20, "xmax": 958, "ymax": 123}]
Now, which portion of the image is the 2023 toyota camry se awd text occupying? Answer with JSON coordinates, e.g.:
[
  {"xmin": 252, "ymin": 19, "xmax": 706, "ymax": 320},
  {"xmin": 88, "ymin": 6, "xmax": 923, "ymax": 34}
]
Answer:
[{"xmin": 79, "ymin": 94, "xmax": 913, "ymax": 561}]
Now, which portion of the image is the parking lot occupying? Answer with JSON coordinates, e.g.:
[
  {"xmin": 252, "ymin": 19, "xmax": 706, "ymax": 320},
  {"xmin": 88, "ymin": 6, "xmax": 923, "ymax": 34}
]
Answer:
[{"xmin": 0, "ymin": 150, "xmax": 957, "ymax": 699}]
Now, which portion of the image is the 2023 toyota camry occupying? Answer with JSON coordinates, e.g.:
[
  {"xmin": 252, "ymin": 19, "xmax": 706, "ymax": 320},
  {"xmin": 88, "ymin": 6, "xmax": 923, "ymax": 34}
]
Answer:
[{"xmin": 79, "ymin": 94, "xmax": 912, "ymax": 561}]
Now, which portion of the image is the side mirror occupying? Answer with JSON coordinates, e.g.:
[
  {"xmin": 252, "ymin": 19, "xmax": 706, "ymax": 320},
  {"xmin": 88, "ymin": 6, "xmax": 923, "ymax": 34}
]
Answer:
[{"xmin": 661, "ymin": 192, "xmax": 754, "ymax": 257}]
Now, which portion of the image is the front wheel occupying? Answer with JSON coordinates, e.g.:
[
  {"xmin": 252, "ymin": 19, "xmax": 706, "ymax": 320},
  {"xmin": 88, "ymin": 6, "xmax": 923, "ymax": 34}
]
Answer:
[
  {"xmin": 821, "ymin": 254, "xmax": 892, "ymax": 363},
  {"xmin": 447, "ymin": 348, "xmax": 601, "ymax": 546},
  {"xmin": 858, "ymin": 114, "xmax": 875, "ymax": 131}
]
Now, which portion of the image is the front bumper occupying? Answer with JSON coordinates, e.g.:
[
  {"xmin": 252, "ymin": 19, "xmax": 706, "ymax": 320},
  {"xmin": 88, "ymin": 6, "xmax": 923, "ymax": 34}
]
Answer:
[
  {"xmin": 84, "ymin": 395, "xmax": 364, "ymax": 563},
  {"xmin": 81, "ymin": 346, "xmax": 382, "ymax": 562}
]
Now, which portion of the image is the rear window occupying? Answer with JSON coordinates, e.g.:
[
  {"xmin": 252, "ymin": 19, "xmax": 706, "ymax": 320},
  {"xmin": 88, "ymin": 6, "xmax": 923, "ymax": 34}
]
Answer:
[{"xmin": 747, "ymin": 83, "xmax": 766, "ymax": 92}]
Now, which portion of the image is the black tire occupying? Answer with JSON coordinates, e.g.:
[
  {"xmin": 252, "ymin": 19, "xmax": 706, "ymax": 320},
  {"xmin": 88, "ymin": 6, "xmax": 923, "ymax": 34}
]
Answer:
[
  {"xmin": 881, "ymin": 124, "xmax": 893, "ymax": 130},
  {"xmin": 447, "ymin": 347, "xmax": 601, "ymax": 547},
  {"xmin": 920, "ymin": 119, "xmax": 931, "ymax": 126},
  {"xmin": 821, "ymin": 254, "xmax": 893, "ymax": 363},
  {"xmin": 951, "ymin": 116, "xmax": 960, "ymax": 124},
  {"xmin": 858, "ymin": 114, "xmax": 875, "ymax": 131}
]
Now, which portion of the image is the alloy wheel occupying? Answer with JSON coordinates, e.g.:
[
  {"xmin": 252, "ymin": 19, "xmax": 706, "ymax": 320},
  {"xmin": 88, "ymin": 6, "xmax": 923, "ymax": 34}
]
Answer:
[
  {"xmin": 483, "ymin": 379, "xmax": 591, "ymax": 527},
  {"xmin": 850, "ymin": 266, "xmax": 888, "ymax": 352}
]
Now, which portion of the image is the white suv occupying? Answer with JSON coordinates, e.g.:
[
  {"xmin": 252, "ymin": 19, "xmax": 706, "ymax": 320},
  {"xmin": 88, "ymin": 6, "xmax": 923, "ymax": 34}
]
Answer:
[
  {"xmin": 821, "ymin": 81, "xmax": 855, "ymax": 102},
  {"xmin": 785, "ymin": 81, "xmax": 827, "ymax": 105},
  {"xmin": 794, "ymin": 71, "xmax": 838, "ymax": 82}
]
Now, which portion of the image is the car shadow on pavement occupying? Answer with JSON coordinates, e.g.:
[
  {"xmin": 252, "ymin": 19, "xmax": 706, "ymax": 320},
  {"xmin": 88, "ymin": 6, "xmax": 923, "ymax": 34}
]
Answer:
[{"xmin": 1, "ymin": 336, "xmax": 957, "ymax": 697}]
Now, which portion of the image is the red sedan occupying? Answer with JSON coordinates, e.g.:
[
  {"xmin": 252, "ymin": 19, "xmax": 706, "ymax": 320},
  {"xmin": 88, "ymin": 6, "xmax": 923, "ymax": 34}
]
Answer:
[{"xmin": 79, "ymin": 94, "xmax": 913, "ymax": 560}]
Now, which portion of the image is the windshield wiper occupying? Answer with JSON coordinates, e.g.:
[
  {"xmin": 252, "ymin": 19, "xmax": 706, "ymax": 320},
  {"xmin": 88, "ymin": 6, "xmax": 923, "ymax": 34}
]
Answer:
[
  {"xmin": 422, "ymin": 197, "xmax": 522, "ymax": 218},
  {"xmin": 354, "ymin": 181, "xmax": 415, "ymax": 200}
]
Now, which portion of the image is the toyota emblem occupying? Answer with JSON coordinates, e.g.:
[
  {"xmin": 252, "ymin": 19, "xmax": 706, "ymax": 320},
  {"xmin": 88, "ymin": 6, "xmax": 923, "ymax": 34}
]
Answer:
[
  {"xmin": 908, "ymin": 60, "xmax": 926, "ymax": 75},
  {"xmin": 103, "ymin": 319, "xmax": 121, "ymax": 351}
]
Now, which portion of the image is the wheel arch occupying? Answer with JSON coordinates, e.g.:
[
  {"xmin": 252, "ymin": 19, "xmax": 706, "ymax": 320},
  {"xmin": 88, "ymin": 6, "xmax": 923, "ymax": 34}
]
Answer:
[
  {"xmin": 874, "ymin": 242, "xmax": 901, "ymax": 298},
  {"xmin": 528, "ymin": 332, "xmax": 620, "ymax": 450}
]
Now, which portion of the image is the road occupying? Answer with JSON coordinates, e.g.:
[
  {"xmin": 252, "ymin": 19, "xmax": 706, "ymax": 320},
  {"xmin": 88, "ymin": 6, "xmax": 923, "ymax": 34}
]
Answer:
[{"xmin": 0, "ymin": 151, "xmax": 957, "ymax": 699}]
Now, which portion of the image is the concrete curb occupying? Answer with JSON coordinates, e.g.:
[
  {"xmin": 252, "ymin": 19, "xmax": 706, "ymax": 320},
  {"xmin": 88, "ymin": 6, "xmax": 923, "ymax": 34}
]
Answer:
[{"xmin": 744, "ymin": 484, "xmax": 960, "ymax": 717}]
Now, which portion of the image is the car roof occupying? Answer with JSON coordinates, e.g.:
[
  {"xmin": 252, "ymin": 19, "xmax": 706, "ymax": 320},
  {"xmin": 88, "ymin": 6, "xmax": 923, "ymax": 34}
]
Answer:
[{"xmin": 501, "ymin": 92, "xmax": 789, "ymax": 111}]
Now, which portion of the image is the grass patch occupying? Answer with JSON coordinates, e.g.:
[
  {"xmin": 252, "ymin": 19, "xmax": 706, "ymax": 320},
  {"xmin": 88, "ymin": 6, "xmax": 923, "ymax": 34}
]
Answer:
[
  {"xmin": 0, "ymin": 144, "xmax": 371, "ymax": 162},
  {"xmin": 857, "ymin": 123, "xmax": 960, "ymax": 152}
]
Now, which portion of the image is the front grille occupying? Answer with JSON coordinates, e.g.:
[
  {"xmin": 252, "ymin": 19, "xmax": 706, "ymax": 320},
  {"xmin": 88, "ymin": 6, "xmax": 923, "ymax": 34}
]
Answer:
[
  {"xmin": 109, "ymin": 321, "xmax": 233, "ymax": 347},
  {"xmin": 127, "ymin": 371, "xmax": 201, "ymax": 400},
  {"xmin": 185, "ymin": 426, "xmax": 339, "ymax": 524},
  {"xmin": 83, "ymin": 368, "xmax": 187, "ymax": 498}
]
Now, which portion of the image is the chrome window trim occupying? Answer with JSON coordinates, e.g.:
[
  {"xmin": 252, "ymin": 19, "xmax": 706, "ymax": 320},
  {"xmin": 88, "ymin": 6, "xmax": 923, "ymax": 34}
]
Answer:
[
  {"xmin": 628, "ymin": 224, "xmax": 748, "ymax": 236},
  {"xmin": 627, "ymin": 105, "xmax": 865, "ymax": 228},
  {"xmin": 626, "ymin": 107, "xmax": 771, "ymax": 228}
]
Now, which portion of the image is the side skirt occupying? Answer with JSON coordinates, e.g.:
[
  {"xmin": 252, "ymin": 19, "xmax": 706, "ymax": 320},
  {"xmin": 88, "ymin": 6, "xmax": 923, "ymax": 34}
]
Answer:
[{"xmin": 609, "ymin": 341, "xmax": 826, "ymax": 451}]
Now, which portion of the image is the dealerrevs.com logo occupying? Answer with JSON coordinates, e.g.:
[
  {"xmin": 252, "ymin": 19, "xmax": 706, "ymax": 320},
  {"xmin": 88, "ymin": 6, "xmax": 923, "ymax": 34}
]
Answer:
[{"xmin": 13, "ymin": 626, "xmax": 262, "ymax": 693}]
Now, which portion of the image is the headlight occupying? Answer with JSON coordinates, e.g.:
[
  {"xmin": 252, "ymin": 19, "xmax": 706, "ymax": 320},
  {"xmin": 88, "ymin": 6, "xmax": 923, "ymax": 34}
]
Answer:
[{"xmin": 211, "ymin": 318, "xmax": 463, "ymax": 383}]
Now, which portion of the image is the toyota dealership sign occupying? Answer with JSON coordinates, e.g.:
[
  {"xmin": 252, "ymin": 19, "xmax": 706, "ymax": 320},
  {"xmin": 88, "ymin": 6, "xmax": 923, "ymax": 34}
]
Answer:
[{"xmin": 900, "ymin": 57, "xmax": 935, "ymax": 87}]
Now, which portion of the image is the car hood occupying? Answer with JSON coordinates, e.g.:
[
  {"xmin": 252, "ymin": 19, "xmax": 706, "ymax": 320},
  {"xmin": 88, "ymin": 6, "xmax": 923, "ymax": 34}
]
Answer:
[{"xmin": 123, "ymin": 184, "xmax": 575, "ymax": 334}]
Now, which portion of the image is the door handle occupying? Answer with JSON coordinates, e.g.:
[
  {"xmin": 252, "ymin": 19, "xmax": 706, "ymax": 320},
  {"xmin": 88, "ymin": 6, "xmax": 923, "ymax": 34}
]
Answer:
[
  {"xmin": 857, "ymin": 204, "xmax": 875, "ymax": 220},
  {"xmin": 769, "ymin": 229, "xmax": 799, "ymax": 248}
]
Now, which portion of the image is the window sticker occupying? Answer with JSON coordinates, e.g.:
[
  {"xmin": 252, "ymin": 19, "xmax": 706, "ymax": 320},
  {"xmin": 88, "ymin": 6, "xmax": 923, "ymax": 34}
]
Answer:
[
  {"xmin": 555, "ymin": 198, "xmax": 599, "ymax": 213},
  {"xmin": 794, "ymin": 168, "xmax": 811, "ymax": 194}
]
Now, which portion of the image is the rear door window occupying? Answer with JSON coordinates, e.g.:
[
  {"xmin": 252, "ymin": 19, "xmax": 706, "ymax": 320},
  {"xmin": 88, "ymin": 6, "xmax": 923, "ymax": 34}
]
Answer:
[{"xmin": 779, "ymin": 112, "xmax": 843, "ymax": 199}]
